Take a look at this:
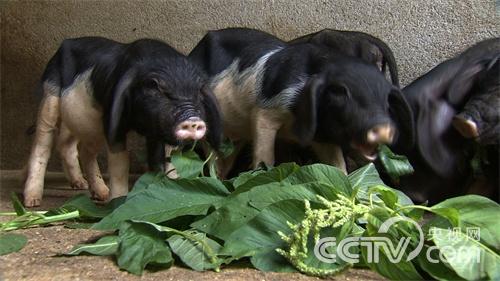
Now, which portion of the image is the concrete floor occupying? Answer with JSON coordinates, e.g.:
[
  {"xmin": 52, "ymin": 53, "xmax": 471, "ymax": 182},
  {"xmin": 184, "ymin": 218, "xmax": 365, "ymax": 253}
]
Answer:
[{"xmin": 0, "ymin": 170, "xmax": 384, "ymax": 281}]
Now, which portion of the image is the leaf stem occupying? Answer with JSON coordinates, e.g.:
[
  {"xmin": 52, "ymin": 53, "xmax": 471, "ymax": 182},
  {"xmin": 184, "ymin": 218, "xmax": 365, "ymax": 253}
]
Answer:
[
  {"xmin": 0, "ymin": 211, "xmax": 47, "ymax": 216},
  {"xmin": 0, "ymin": 210, "xmax": 80, "ymax": 232}
]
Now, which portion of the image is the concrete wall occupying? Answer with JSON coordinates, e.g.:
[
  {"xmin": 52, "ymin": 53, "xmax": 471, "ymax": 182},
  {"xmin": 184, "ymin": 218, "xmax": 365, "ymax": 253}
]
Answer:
[{"xmin": 1, "ymin": 0, "xmax": 498, "ymax": 172}]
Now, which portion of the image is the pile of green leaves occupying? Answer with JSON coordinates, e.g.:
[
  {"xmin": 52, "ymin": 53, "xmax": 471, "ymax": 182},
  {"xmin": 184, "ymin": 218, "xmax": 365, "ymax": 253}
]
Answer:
[{"xmin": 1, "ymin": 146, "xmax": 499, "ymax": 280}]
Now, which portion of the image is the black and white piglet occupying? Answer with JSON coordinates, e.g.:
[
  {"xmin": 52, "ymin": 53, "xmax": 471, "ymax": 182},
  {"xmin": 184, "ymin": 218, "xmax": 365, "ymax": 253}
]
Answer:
[
  {"xmin": 289, "ymin": 29, "xmax": 400, "ymax": 87},
  {"xmin": 23, "ymin": 37, "xmax": 222, "ymax": 207},
  {"xmin": 189, "ymin": 28, "xmax": 413, "ymax": 176}
]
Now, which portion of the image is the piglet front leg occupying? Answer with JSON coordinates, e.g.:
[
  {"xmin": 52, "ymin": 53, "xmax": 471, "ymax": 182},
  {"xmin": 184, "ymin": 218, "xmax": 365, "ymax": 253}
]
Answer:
[
  {"xmin": 107, "ymin": 146, "xmax": 129, "ymax": 199},
  {"xmin": 24, "ymin": 92, "xmax": 60, "ymax": 207},
  {"xmin": 312, "ymin": 142, "xmax": 347, "ymax": 174},
  {"xmin": 251, "ymin": 108, "xmax": 285, "ymax": 169}
]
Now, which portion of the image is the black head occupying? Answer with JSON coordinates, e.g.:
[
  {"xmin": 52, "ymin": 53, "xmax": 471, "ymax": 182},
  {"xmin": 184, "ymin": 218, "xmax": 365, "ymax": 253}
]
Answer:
[
  {"xmin": 106, "ymin": 59, "xmax": 223, "ymax": 150},
  {"xmin": 292, "ymin": 59, "xmax": 413, "ymax": 160}
]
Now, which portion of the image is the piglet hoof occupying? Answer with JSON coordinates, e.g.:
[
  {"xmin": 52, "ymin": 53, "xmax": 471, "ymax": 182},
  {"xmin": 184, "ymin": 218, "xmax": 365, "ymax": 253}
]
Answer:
[
  {"xmin": 90, "ymin": 185, "xmax": 110, "ymax": 202},
  {"xmin": 23, "ymin": 195, "xmax": 42, "ymax": 208},
  {"xmin": 70, "ymin": 178, "xmax": 89, "ymax": 190},
  {"xmin": 23, "ymin": 181, "xmax": 44, "ymax": 207}
]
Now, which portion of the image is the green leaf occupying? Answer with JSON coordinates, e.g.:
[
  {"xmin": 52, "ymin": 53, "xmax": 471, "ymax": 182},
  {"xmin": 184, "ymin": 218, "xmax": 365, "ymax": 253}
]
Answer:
[
  {"xmin": 116, "ymin": 221, "xmax": 173, "ymax": 275},
  {"xmin": 221, "ymin": 200, "xmax": 305, "ymax": 259},
  {"xmin": 349, "ymin": 163, "xmax": 385, "ymax": 191},
  {"xmin": 430, "ymin": 227, "xmax": 500, "ymax": 280},
  {"xmin": 127, "ymin": 172, "xmax": 166, "ymax": 197},
  {"xmin": 192, "ymin": 181, "xmax": 337, "ymax": 240},
  {"xmin": 10, "ymin": 192, "xmax": 26, "ymax": 216},
  {"xmin": 350, "ymin": 164, "xmax": 413, "ymax": 207},
  {"xmin": 250, "ymin": 250, "xmax": 297, "ymax": 272},
  {"xmin": 0, "ymin": 233, "xmax": 27, "ymax": 255},
  {"xmin": 167, "ymin": 231, "xmax": 222, "ymax": 271},
  {"xmin": 284, "ymin": 163, "xmax": 352, "ymax": 196},
  {"xmin": 368, "ymin": 185, "xmax": 398, "ymax": 209},
  {"xmin": 360, "ymin": 240, "xmax": 423, "ymax": 280},
  {"xmin": 171, "ymin": 150, "xmax": 205, "ymax": 179},
  {"xmin": 432, "ymin": 195, "xmax": 500, "ymax": 250},
  {"xmin": 219, "ymin": 138, "xmax": 235, "ymax": 158},
  {"xmin": 94, "ymin": 177, "xmax": 229, "ymax": 230},
  {"xmin": 378, "ymin": 145, "xmax": 414, "ymax": 181},
  {"xmin": 428, "ymin": 207, "xmax": 460, "ymax": 228},
  {"xmin": 67, "ymin": 235, "xmax": 119, "ymax": 256},
  {"xmin": 416, "ymin": 245, "xmax": 464, "ymax": 281},
  {"xmin": 55, "ymin": 194, "xmax": 124, "ymax": 219},
  {"xmin": 233, "ymin": 163, "xmax": 300, "ymax": 194},
  {"xmin": 231, "ymin": 169, "xmax": 266, "ymax": 189}
]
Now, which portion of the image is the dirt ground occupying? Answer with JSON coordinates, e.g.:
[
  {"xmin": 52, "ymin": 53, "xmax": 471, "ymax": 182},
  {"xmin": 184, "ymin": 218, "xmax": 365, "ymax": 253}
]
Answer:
[{"xmin": 0, "ymin": 170, "xmax": 384, "ymax": 281}]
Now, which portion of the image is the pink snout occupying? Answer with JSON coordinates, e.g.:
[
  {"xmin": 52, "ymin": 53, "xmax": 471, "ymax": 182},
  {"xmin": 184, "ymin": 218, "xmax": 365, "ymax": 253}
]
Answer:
[{"xmin": 175, "ymin": 118, "xmax": 207, "ymax": 141}]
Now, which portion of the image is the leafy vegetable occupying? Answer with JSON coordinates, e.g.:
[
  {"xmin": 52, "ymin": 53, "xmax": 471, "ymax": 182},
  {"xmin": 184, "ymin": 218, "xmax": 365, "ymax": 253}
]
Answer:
[
  {"xmin": 0, "ymin": 193, "xmax": 80, "ymax": 232},
  {"xmin": 171, "ymin": 150, "xmax": 205, "ymax": 179},
  {"xmin": 378, "ymin": 144, "xmax": 414, "ymax": 181},
  {"xmin": 93, "ymin": 176, "xmax": 229, "ymax": 230},
  {"xmin": 67, "ymin": 235, "xmax": 120, "ymax": 256},
  {"xmin": 116, "ymin": 221, "xmax": 174, "ymax": 275},
  {"xmin": 0, "ymin": 233, "xmax": 27, "ymax": 255},
  {"xmin": 3, "ymin": 146, "xmax": 499, "ymax": 280}
]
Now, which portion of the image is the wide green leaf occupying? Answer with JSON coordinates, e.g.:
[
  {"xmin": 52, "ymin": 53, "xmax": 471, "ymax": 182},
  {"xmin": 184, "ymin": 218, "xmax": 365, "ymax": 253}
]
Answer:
[
  {"xmin": 0, "ymin": 233, "xmax": 27, "ymax": 255},
  {"xmin": 192, "ymin": 181, "xmax": 337, "ymax": 240},
  {"xmin": 167, "ymin": 231, "xmax": 222, "ymax": 271},
  {"xmin": 54, "ymin": 194, "xmax": 124, "ymax": 219},
  {"xmin": 94, "ymin": 177, "xmax": 229, "ymax": 230},
  {"xmin": 233, "ymin": 163, "xmax": 300, "ymax": 194},
  {"xmin": 171, "ymin": 150, "xmax": 205, "ymax": 179},
  {"xmin": 378, "ymin": 145, "xmax": 414, "ymax": 181},
  {"xmin": 283, "ymin": 164, "xmax": 352, "ymax": 196},
  {"xmin": 350, "ymin": 164, "xmax": 413, "ymax": 207},
  {"xmin": 116, "ymin": 221, "xmax": 173, "ymax": 275},
  {"xmin": 67, "ymin": 235, "xmax": 119, "ymax": 256},
  {"xmin": 221, "ymin": 200, "xmax": 305, "ymax": 259},
  {"xmin": 430, "ymin": 227, "xmax": 500, "ymax": 280},
  {"xmin": 416, "ymin": 245, "xmax": 464, "ymax": 281},
  {"xmin": 361, "ymin": 241, "xmax": 423, "ymax": 280},
  {"xmin": 432, "ymin": 195, "xmax": 500, "ymax": 250},
  {"xmin": 127, "ymin": 172, "xmax": 166, "ymax": 197}
]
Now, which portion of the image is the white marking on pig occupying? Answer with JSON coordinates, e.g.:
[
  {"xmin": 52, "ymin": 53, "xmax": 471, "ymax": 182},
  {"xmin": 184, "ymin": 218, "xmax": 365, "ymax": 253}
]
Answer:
[
  {"xmin": 210, "ymin": 48, "xmax": 283, "ymax": 140},
  {"xmin": 24, "ymin": 83, "xmax": 61, "ymax": 207},
  {"xmin": 107, "ymin": 148, "xmax": 130, "ymax": 199},
  {"xmin": 259, "ymin": 75, "xmax": 308, "ymax": 109},
  {"xmin": 57, "ymin": 69, "xmax": 110, "ymax": 201},
  {"xmin": 56, "ymin": 122, "xmax": 88, "ymax": 189}
]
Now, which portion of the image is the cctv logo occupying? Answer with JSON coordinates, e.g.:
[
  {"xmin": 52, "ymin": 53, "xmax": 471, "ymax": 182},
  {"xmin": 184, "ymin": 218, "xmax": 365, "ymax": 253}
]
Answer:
[{"xmin": 314, "ymin": 217, "xmax": 424, "ymax": 264}]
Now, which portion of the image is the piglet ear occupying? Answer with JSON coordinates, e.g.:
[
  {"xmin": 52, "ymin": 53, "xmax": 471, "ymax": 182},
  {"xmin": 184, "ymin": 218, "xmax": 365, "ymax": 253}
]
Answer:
[
  {"xmin": 107, "ymin": 69, "xmax": 136, "ymax": 151},
  {"xmin": 446, "ymin": 59, "xmax": 493, "ymax": 106},
  {"xmin": 200, "ymin": 84, "xmax": 223, "ymax": 150},
  {"xmin": 388, "ymin": 88, "xmax": 415, "ymax": 151},
  {"xmin": 292, "ymin": 74, "xmax": 325, "ymax": 144}
]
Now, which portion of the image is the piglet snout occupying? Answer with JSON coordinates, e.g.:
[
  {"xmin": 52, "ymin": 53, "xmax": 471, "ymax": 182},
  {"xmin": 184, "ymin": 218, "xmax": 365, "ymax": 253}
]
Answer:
[
  {"xmin": 175, "ymin": 117, "xmax": 207, "ymax": 141},
  {"xmin": 367, "ymin": 124, "xmax": 395, "ymax": 144}
]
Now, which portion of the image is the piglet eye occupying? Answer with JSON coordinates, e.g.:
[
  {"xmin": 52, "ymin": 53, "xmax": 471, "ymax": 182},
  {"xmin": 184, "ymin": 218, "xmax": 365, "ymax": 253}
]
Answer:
[{"xmin": 143, "ymin": 79, "xmax": 159, "ymax": 89}]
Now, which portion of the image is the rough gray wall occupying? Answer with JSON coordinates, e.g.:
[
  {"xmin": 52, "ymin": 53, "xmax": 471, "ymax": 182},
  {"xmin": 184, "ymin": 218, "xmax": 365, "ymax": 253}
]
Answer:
[{"xmin": 1, "ymin": 0, "xmax": 498, "ymax": 171}]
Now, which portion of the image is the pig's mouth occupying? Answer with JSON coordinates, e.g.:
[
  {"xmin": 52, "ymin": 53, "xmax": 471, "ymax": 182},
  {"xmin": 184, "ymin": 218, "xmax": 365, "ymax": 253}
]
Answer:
[{"xmin": 351, "ymin": 141, "xmax": 378, "ymax": 161}]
